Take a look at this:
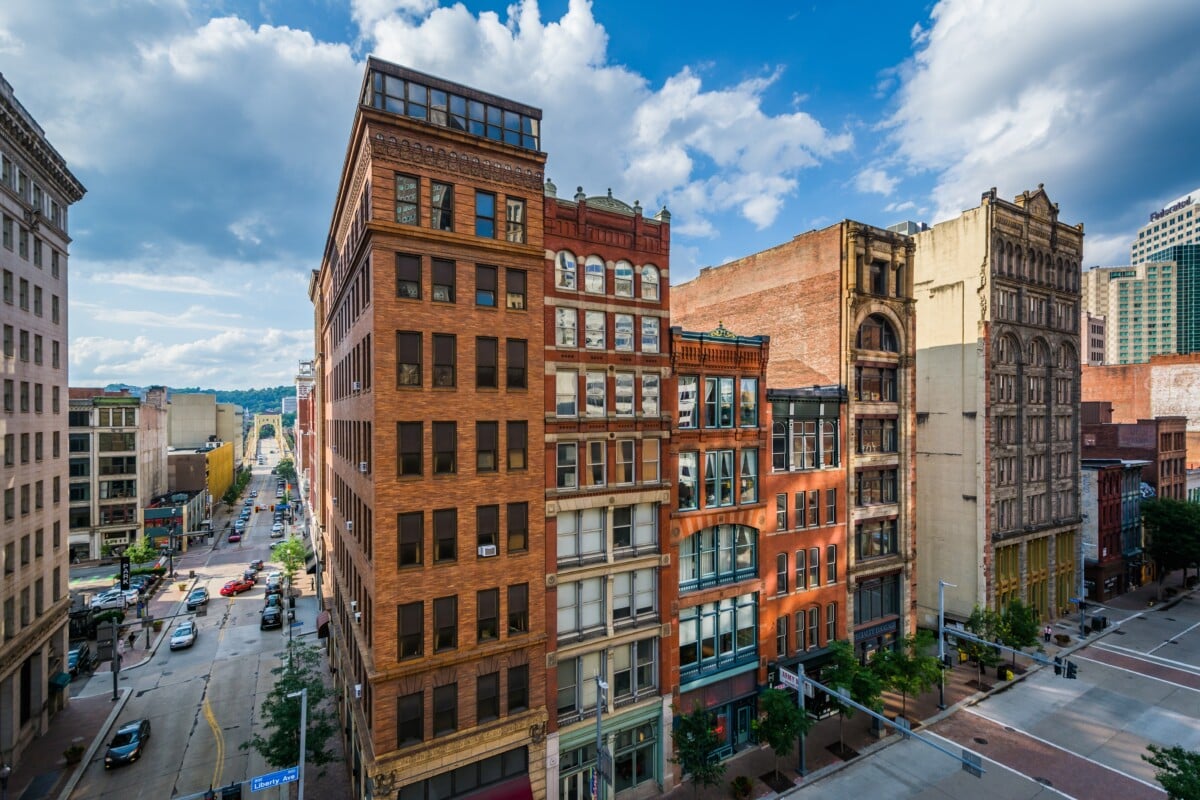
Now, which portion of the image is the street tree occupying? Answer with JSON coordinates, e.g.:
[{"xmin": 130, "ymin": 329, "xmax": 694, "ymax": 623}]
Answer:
[
  {"xmin": 869, "ymin": 631, "xmax": 942, "ymax": 719},
  {"xmin": 1143, "ymin": 743, "xmax": 1200, "ymax": 800},
  {"xmin": 277, "ymin": 458, "xmax": 298, "ymax": 484},
  {"xmin": 670, "ymin": 703, "xmax": 725, "ymax": 799},
  {"xmin": 1142, "ymin": 498, "xmax": 1200, "ymax": 593},
  {"xmin": 123, "ymin": 537, "xmax": 159, "ymax": 566},
  {"xmin": 274, "ymin": 537, "xmax": 307, "ymax": 588},
  {"xmin": 824, "ymin": 640, "xmax": 883, "ymax": 756},
  {"xmin": 241, "ymin": 640, "xmax": 337, "ymax": 769},
  {"xmin": 997, "ymin": 599, "xmax": 1041, "ymax": 666},
  {"xmin": 752, "ymin": 687, "xmax": 811, "ymax": 784},
  {"xmin": 962, "ymin": 606, "xmax": 1002, "ymax": 688}
]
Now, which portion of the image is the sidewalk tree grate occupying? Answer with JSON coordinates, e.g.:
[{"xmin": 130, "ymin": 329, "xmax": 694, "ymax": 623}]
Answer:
[{"xmin": 974, "ymin": 737, "xmax": 988, "ymax": 745}]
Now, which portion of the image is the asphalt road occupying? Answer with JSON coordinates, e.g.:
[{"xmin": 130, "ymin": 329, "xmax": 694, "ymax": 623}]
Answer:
[{"xmin": 69, "ymin": 452, "xmax": 297, "ymax": 800}]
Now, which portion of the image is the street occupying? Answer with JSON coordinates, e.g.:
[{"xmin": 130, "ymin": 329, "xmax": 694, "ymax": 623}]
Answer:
[{"xmin": 68, "ymin": 447, "xmax": 307, "ymax": 800}]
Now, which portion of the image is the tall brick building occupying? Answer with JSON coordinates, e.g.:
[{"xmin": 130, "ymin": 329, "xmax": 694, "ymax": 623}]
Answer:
[
  {"xmin": 312, "ymin": 59, "xmax": 549, "ymax": 800},
  {"xmin": 541, "ymin": 186, "xmax": 674, "ymax": 797},
  {"xmin": 913, "ymin": 186, "xmax": 1084, "ymax": 624},
  {"xmin": 672, "ymin": 221, "xmax": 918, "ymax": 664}
]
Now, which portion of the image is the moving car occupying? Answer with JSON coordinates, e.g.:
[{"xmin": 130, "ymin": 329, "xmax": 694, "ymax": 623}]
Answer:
[
  {"xmin": 220, "ymin": 578, "xmax": 254, "ymax": 596},
  {"xmin": 243, "ymin": 569, "xmax": 259, "ymax": 583},
  {"xmin": 228, "ymin": 532, "xmax": 242, "ymax": 543},
  {"xmin": 248, "ymin": 559, "xmax": 264, "ymax": 571},
  {"xmin": 185, "ymin": 587, "xmax": 209, "ymax": 611},
  {"xmin": 270, "ymin": 523, "xmax": 284, "ymax": 537},
  {"xmin": 249, "ymin": 490, "xmax": 258, "ymax": 497},
  {"xmin": 260, "ymin": 606, "xmax": 283, "ymax": 630},
  {"xmin": 169, "ymin": 620, "xmax": 198, "ymax": 649},
  {"xmin": 67, "ymin": 641, "xmax": 93, "ymax": 678},
  {"xmin": 90, "ymin": 589, "xmax": 128, "ymax": 611},
  {"xmin": 105, "ymin": 719, "xmax": 151, "ymax": 768}
]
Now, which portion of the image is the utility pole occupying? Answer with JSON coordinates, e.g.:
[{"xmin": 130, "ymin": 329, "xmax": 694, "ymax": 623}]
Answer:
[
  {"xmin": 594, "ymin": 676, "xmax": 607, "ymax": 800},
  {"xmin": 287, "ymin": 688, "xmax": 307, "ymax": 800},
  {"xmin": 111, "ymin": 623, "xmax": 120, "ymax": 702},
  {"xmin": 937, "ymin": 579, "xmax": 957, "ymax": 709}
]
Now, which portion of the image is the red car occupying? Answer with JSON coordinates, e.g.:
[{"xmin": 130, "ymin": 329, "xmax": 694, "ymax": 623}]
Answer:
[
  {"xmin": 220, "ymin": 578, "xmax": 254, "ymax": 597},
  {"xmin": 228, "ymin": 532, "xmax": 242, "ymax": 543}
]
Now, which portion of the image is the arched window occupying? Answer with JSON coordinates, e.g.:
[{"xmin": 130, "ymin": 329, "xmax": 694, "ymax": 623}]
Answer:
[
  {"xmin": 856, "ymin": 314, "xmax": 898, "ymax": 352},
  {"xmin": 996, "ymin": 334, "xmax": 1018, "ymax": 364},
  {"xmin": 555, "ymin": 250, "xmax": 577, "ymax": 290},
  {"xmin": 584, "ymin": 255, "xmax": 606, "ymax": 294},
  {"xmin": 614, "ymin": 260, "xmax": 634, "ymax": 297},
  {"xmin": 641, "ymin": 265, "xmax": 660, "ymax": 301}
]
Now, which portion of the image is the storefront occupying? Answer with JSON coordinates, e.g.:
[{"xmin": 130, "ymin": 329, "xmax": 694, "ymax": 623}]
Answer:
[
  {"xmin": 678, "ymin": 666, "xmax": 758, "ymax": 759},
  {"xmin": 558, "ymin": 704, "xmax": 663, "ymax": 800}
]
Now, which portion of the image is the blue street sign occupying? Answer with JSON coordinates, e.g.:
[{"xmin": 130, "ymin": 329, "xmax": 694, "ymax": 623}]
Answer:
[{"xmin": 251, "ymin": 766, "xmax": 299, "ymax": 792}]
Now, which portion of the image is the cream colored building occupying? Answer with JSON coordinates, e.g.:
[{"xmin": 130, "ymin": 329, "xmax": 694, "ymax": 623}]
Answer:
[
  {"xmin": 0, "ymin": 72, "xmax": 86, "ymax": 765},
  {"xmin": 913, "ymin": 186, "xmax": 1084, "ymax": 624},
  {"xmin": 1080, "ymin": 263, "xmax": 1177, "ymax": 364},
  {"xmin": 168, "ymin": 392, "xmax": 243, "ymax": 468},
  {"xmin": 1131, "ymin": 187, "xmax": 1199, "ymax": 264},
  {"xmin": 66, "ymin": 387, "xmax": 169, "ymax": 561}
]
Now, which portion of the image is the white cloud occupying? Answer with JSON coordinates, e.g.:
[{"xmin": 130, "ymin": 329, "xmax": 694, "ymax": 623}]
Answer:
[
  {"xmin": 96, "ymin": 273, "xmax": 242, "ymax": 298},
  {"xmin": 854, "ymin": 168, "xmax": 898, "ymax": 196}
]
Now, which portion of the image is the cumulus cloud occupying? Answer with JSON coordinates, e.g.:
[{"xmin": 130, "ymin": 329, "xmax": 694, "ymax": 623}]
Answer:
[
  {"xmin": 854, "ymin": 167, "xmax": 898, "ymax": 196},
  {"xmin": 885, "ymin": 0, "xmax": 1200, "ymax": 245}
]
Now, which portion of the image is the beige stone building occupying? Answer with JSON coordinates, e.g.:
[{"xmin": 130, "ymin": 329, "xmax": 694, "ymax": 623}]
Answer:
[
  {"xmin": 0, "ymin": 72, "xmax": 85, "ymax": 766},
  {"xmin": 913, "ymin": 186, "xmax": 1084, "ymax": 624},
  {"xmin": 167, "ymin": 391, "xmax": 244, "ymax": 466}
]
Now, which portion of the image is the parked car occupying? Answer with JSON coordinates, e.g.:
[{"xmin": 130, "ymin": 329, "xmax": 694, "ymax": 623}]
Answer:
[
  {"xmin": 263, "ymin": 592, "xmax": 282, "ymax": 610},
  {"xmin": 104, "ymin": 719, "xmax": 151, "ymax": 768},
  {"xmin": 169, "ymin": 620, "xmax": 198, "ymax": 650},
  {"xmin": 249, "ymin": 490, "xmax": 258, "ymax": 498},
  {"xmin": 260, "ymin": 606, "xmax": 283, "ymax": 630},
  {"xmin": 270, "ymin": 523, "xmax": 284, "ymax": 537},
  {"xmin": 113, "ymin": 587, "xmax": 141, "ymax": 606},
  {"xmin": 248, "ymin": 559, "xmax": 264, "ymax": 571},
  {"xmin": 234, "ymin": 518, "xmax": 247, "ymax": 530},
  {"xmin": 90, "ymin": 589, "xmax": 128, "ymax": 611},
  {"xmin": 228, "ymin": 532, "xmax": 242, "ymax": 543},
  {"xmin": 220, "ymin": 578, "xmax": 254, "ymax": 596},
  {"xmin": 242, "ymin": 569, "xmax": 259, "ymax": 583},
  {"xmin": 185, "ymin": 587, "xmax": 209, "ymax": 611},
  {"xmin": 67, "ymin": 641, "xmax": 93, "ymax": 678}
]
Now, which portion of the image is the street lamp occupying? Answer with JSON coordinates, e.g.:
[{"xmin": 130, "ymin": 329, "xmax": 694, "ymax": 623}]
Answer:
[
  {"xmin": 937, "ymin": 579, "xmax": 957, "ymax": 710},
  {"xmin": 1, "ymin": 761, "xmax": 13, "ymax": 800},
  {"xmin": 287, "ymin": 688, "xmax": 308, "ymax": 800}
]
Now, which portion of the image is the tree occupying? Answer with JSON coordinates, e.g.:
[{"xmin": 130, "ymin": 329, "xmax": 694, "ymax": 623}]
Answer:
[
  {"xmin": 752, "ymin": 688, "xmax": 811, "ymax": 783},
  {"xmin": 1142, "ymin": 498, "xmax": 1200, "ymax": 593},
  {"xmin": 274, "ymin": 537, "xmax": 307, "ymax": 588},
  {"xmin": 241, "ymin": 640, "xmax": 337, "ymax": 769},
  {"xmin": 997, "ymin": 599, "xmax": 1041, "ymax": 666},
  {"xmin": 1143, "ymin": 743, "xmax": 1200, "ymax": 800},
  {"xmin": 824, "ymin": 640, "xmax": 882, "ymax": 755},
  {"xmin": 276, "ymin": 458, "xmax": 297, "ymax": 485},
  {"xmin": 123, "ymin": 537, "xmax": 159, "ymax": 566},
  {"xmin": 961, "ymin": 606, "xmax": 1002, "ymax": 688},
  {"xmin": 670, "ymin": 703, "xmax": 726, "ymax": 798},
  {"xmin": 869, "ymin": 631, "xmax": 942, "ymax": 718}
]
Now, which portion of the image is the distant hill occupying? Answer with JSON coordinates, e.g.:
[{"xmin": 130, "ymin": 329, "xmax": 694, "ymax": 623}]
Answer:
[{"xmin": 105, "ymin": 384, "xmax": 292, "ymax": 416}]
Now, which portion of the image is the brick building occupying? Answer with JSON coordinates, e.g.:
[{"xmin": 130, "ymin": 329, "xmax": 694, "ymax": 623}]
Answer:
[
  {"xmin": 672, "ymin": 221, "xmax": 918, "ymax": 663},
  {"xmin": 541, "ymin": 185, "xmax": 673, "ymax": 798},
  {"xmin": 1079, "ymin": 459, "xmax": 1147, "ymax": 600},
  {"xmin": 667, "ymin": 325, "xmax": 769, "ymax": 759},
  {"xmin": 1081, "ymin": 402, "xmax": 1187, "ymax": 500},
  {"xmin": 913, "ymin": 186, "xmax": 1084, "ymax": 624},
  {"xmin": 311, "ymin": 58, "xmax": 548, "ymax": 800}
]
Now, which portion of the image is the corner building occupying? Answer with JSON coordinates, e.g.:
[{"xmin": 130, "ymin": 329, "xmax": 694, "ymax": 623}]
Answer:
[
  {"xmin": 313, "ymin": 59, "xmax": 547, "ymax": 800},
  {"xmin": 913, "ymin": 186, "xmax": 1084, "ymax": 624},
  {"xmin": 542, "ymin": 186, "xmax": 673, "ymax": 799}
]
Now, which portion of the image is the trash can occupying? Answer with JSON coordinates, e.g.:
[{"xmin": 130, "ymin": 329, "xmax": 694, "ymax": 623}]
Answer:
[
  {"xmin": 189, "ymin": 570, "xmax": 196, "ymax": 579},
  {"xmin": 1091, "ymin": 615, "xmax": 1107, "ymax": 631}
]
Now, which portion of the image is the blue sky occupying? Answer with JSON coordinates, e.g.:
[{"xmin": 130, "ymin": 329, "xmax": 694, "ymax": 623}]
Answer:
[{"xmin": 2, "ymin": 0, "xmax": 1199, "ymax": 389}]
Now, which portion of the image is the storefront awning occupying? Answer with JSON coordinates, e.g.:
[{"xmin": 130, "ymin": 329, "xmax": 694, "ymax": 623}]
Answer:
[
  {"xmin": 305, "ymin": 550, "xmax": 317, "ymax": 574},
  {"xmin": 49, "ymin": 671, "xmax": 72, "ymax": 690},
  {"xmin": 465, "ymin": 775, "xmax": 533, "ymax": 800},
  {"xmin": 317, "ymin": 609, "xmax": 331, "ymax": 639}
]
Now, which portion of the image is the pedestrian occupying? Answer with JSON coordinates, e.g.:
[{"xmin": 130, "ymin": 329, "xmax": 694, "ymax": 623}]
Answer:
[{"xmin": 1043, "ymin": 624, "xmax": 1053, "ymax": 643}]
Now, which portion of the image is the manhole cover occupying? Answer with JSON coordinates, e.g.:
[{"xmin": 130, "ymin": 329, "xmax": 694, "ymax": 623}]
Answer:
[
  {"xmin": 974, "ymin": 737, "xmax": 988, "ymax": 745},
  {"xmin": 1034, "ymin": 777, "xmax": 1053, "ymax": 786}
]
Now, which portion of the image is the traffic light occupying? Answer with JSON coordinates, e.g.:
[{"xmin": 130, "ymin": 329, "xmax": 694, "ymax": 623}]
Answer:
[
  {"xmin": 1065, "ymin": 661, "xmax": 1078, "ymax": 680},
  {"xmin": 1053, "ymin": 656, "xmax": 1063, "ymax": 676}
]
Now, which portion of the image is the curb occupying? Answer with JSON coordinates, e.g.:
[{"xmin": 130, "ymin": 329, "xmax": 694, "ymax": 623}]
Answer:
[{"xmin": 56, "ymin": 686, "xmax": 131, "ymax": 800}]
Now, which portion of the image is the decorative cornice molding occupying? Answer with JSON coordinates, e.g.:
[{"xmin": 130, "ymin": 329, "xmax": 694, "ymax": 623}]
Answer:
[{"xmin": 369, "ymin": 136, "xmax": 544, "ymax": 192}]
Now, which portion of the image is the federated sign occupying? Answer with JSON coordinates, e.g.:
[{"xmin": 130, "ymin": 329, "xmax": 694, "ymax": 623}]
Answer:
[{"xmin": 250, "ymin": 766, "xmax": 298, "ymax": 792}]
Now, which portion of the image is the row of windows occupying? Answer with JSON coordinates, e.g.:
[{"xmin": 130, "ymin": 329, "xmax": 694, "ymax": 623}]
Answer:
[
  {"xmin": 397, "ymin": 585, "xmax": 529, "ymax": 660},
  {"xmin": 994, "ymin": 240, "xmax": 1080, "ymax": 292},
  {"xmin": 1, "ymin": 526, "xmax": 59, "ymax": 574},
  {"xmin": 555, "ymin": 439, "xmax": 661, "ymax": 491},
  {"xmin": 775, "ymin": 604, "xmax": 839, "ymax": 657},
  {"xmin": 397, "ymin": 501, "xmax": 530, "ymax": 566},
  {"xmin": 678, "ymin": 593, "xmax": 757, "ymax": 677},
  {"xmin": 553, "ymin": 251, "xmax": 661, "ymax": 301},
  {"xmin": 677, "ymin": 449, "xmax": 759, "ymax": 510},
  {"xmin": 1, "ymin": 218, "xmax": 64, "ymax": 277},
  {"xmin": 397, "ymin": 421, "xmax": 528, "ymax": 477},
  {"xmin": 3, "ymin": 479, "xmax": 59, "ymax": 521},
  {"xmin": 773, "ymin": 489, "xmax": 838, "ymax": 531},
  {"xmin": 1, "ymin": 153, "xmax": 68, "ymax": 229},
  {"xmin": 397, "ymin": 674, "xmax": 530, "ymax": 750},
  {"xmin": 678, "ymin": 376, "xmax": 757, "ymax": 429},
  {"xmin": 553, "ymin": 307, "xmax": 661, "ymax": 353},
  {"xmin": 397, "ymin": 256, "xmax": 528, "ymax": 309},
  {"xmin": 397, "ymin": 333, "xmax": 528, "ymax": 390},
  {"xmin": 773, "ymin": 546, "xmax": 838, "ymax": 595},
  {"xmin": 555, "ymin": 371, "xmax": 661, "ymax": 418},
  {"xmin": 66, "ymin": 407, "xmax": 137, "ymax": 427},
  {"xmin": 557, "ymin": 571, "xmax": 658, "ymax": 640},
  {"xmin": 0, "ymin": 281, "xmax": 60, "ymax": 327},
  {"xmin": 3, "ymin": 381, "xmax": 60, "ymax": 415},
  {"xmin": 772, "ymin": 419, "xmax": 839, "ymax": 471},
  {"xmin": 395, "ymin": 173, "xmax": 527, "ymax": 242},
  {"xmin": 1, "ymin": 572, "xmax": 61, "ymax": 642},
  {"xmin": 556, "ymin": 504, "xmax": 659, "ymax": 565},
  {"xmin": 557, "ymin": 640, "xmax": 657, "ymax": 719},
  {"xmin": 3, "ymin": 431, "xmax": 59, "ymax": 466}
]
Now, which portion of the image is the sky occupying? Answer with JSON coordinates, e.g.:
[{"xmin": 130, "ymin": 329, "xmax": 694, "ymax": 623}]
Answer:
[{"xmin": 2, "ymin": 0, "xmax": 1199, "ymax": 390}]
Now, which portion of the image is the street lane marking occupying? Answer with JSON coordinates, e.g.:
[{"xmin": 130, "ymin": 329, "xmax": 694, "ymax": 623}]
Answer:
[
  {"xmin": 921, "ymin": 730, "xmax": 1075, "ymax": 799},
  {"xmin": 1093, "ymin": 641, "xmax": 1200, "ymax": 674},
  {"xmin": 1074, "ymin": 651, "xmax": 1200, "ymax": 692},
  {"xmin": 203, "ymin": 695, "xmax": 225, "ymax": 789},
  {"xmin": 1149, "ymin": 619, "xmax": 1200, "ymax": 655},
  {"xmin": 963, "ymin": 707, "xmax": 1166, "ymax": 793}
]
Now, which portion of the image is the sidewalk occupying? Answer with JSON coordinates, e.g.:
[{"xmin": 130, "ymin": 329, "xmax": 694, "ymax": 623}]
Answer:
[{"xmin": 664, "ymin": 570, "xmax": 1198, "ymax": 800}]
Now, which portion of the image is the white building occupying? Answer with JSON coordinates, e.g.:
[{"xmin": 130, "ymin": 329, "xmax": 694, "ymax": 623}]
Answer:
[{"xmin": 1131, "ymin": 187, "xmax": 1200, "ymax": 264}]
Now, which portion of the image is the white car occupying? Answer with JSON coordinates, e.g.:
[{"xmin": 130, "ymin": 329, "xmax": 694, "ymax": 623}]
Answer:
[
  {"xmin": 90, "ymin": 590, "xmax": 128, "ymax": 611},
  {"xmin": 271, "ymin": 522, "xmax": 284, "ymax": 533},
  {"xmin": 169, "ymin": 620, "xmax": 197, "ymax": 650}
]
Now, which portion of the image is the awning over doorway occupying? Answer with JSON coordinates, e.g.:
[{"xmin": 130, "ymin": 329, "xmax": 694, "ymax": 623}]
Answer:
[
  {"xmin": 49, "ymin": 671, "xmax": 72, "ymax": 690},
  {"xmin": 316, "ymin": 610, "xmax": 331, "ymax": 639},
  {"xmin": 305, "ymin": 550, "xmax": 318, "ymax": 574}
]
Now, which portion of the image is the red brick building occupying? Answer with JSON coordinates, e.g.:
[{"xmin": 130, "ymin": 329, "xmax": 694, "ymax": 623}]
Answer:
[
  {"xmin": 1081, "ymin": 402, "xmax": 1187, "ymax": 500},
  {"xmin": 667, "ymin": 324, "xmax": 770, "ymax": 759},
  {"xmin": 1079, "ymin": 460, "xmax": 1125, "ymax": 600},
  {"xmin": 541, "ymin": 185, "xmax": 673, "ymax": 797}
]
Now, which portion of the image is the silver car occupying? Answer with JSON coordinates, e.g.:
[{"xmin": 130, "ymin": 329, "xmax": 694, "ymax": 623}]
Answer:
[{"xmin": 169, "ymin": 620, "xmax": 197, "ymax": 650}]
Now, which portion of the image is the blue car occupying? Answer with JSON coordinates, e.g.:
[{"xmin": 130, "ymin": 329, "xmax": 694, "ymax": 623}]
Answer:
[{"xmin": 105, "ymin": 719, "xmax": 151, "ymax": 768}]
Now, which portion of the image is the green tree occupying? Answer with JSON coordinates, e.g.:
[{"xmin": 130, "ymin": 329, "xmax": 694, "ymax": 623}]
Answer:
[
  {"xmin": 869, "ymin": 631, "xmax": 942, "ymax": 718},
  {"xmin": 824, "ymin": 640, "xmax": 883, "ymax": 755},
  {"xmin": 961, "ymin": 606, "xmax": 1002, "ymax": 688},
  {"xmin": 123, "ymin": 537, "xmax": 159, "ymax": 566},
  {"xmin": 274, "ymin": 537, "xmax": 307, "ymax": 588},
  {"xmin": 671, "ymin": 703, "xmax": 726, "ymax": 799},
  {"xmin": 752, "ymin": 687, "xmax": 811, "ymax": 783},
  {"xmin": 1144, "ymin": 743, "xmax": 1200, "ymax": 800},
  {"xmin": 241, "ymin": 640, "xmax": 337, "ymax": 769},
  {"xmin": 997, "ymin": 599, "xmax": 1041, "ymax": 666},
  {"xmin": 276, "ymin": 458, "xmax": 297, "ymax": 485},
  {"xmin": 1142, "ymin": 498, "xmax": 1200, "ymax": 594}
]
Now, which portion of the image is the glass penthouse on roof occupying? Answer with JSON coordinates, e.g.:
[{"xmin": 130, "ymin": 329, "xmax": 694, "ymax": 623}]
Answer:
[{"xmin": 363, "ymin": 58, "xmax": 541, "ymax": 152}]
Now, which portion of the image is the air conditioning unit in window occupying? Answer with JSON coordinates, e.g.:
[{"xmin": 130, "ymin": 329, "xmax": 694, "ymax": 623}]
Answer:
[
  {"xmin": 354, "ymin": 611, "xmax": 362, "ymax": 624},
  {"xmin": 354, "ymin": 683, "xmax": 362, "ymax": 698},
  {"xmin": 332, "ymin": 497, "xmax": 338, "ymax": 506},
  {"xmin": 477, "ymin": 544, "xmax": 498, "ymax": 558},
  {"xmin": 358, "ymin": 462, "xmax": 368, "ymax": 473},
  {"xmin": 345, "ymin": 520, "xmax": 354, "ymax": 531},
  {"xmin": 351, "ymin": 381, "xmax": 361, "ymax": 392}
]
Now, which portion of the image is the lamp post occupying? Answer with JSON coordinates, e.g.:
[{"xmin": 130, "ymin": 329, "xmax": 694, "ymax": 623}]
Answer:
[
  {"xmin": 287, "ymin": 688, "xmax": 307, "ymax": 800},
  {"xmin": 1, "ymin": 761, "xmax": 13, "ymax": 800},
  {"xmin": 937, "ymin": 579, "xmax": 957, "ymax": 710}
]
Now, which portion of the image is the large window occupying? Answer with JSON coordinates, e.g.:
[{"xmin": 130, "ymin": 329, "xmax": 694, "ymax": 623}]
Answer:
[
  {"xmin": 431, "ymin": 182, "xmax": 454, "ymax": 231},
  {"xmin": 678, "ymin": 593, "xmax": 757, "ymax": 678},
  {"xmin": 397, "ymin": 692, "xmax": 423, "ymax": 747},
  {"xmin": 398, "ymin": 423, "xmax": 422, "ymax": 476},
  {"xmin": 641, "ymin": 265, "xmax": 659, "ymax": 300},
  {"xmin": 613, "ymin": 639, "xmax": 656, "ymax": 701},
  {"xmin": 615, "ymin": 314, "xmax": 634, "ymax": 351},
  {"xmin": 584, "ymin": 255, "xmax": 605, "ymax": 293},
  {"xmin": 854, "ymin": 573, "xmax": 900, "ymax": 625},
  {"xmin": 739, "ymin": 378, "xmax": 758, "ymax": 426},
  {"xmin": 395, "ymin": 173, "xmax": 418, "ymax": 224},
  {"xmin": 613, "ymin": 570, "xmax": 656, "ymax": 624},
  {"xmin": 556, "ymin": 251, "xmax": 577, "ymax": 290},
  {"xmin": 771, "ymin": 399, "xmax": 840, "ymax": 471},
  {"xmin": 434, "ymin": 508, "xmax": 456, "ymax": 562},
  {"xmin": 612, "ymin": 504, "xmax": 657, "ymax": 551},
  {"xmin": 476, "ymin": 505, "xmax": 498, "ymax": 549},
  {"xmin": 704, "ymin": 377, "xmax": 735, "ymax": 428},
  {"xmin": 856, "ymin": 418, "xmax": 897, "ymax": 453},
  {"xmin": 856, "ymin": 519, "xmax": 898, "ymax": 559},
  {"xmin": 585, "ymin": 311, "xmax": 605, "ymax": 349},
  {"xmin": 396, "ymin": 332, "xmax": 421, "ymax": 386},
  {"xmin": 398, "ymin": 512, "xmax": 422, "ymax": 567},
  {"xmin": 507, "ymin": 503, "xmax": 528, "ymax": 552},
  {"xmin": 614, "ymin": 261, "xmax": 634, "ymax": 297},
  {"xmin": 704, "ymin": 450, "xmax": 734, "ymax": 507},
  {"xmin": 641, "ymin": 317, "xmax": 659, "ymax": 353},
  {"xmin": 432, "ymin": 258, "xmax": 455, "ymax": 303},
  {"xmin": 678, "ymin": 451, "xmax": 698, "ymax": 510},
  {"xmin": 557, "ymin": 577, "xmax": 604, "ymax": 638},
  {"xmin": 505, "ymin": 269, "xmax": 526, "ymax": 311},
  {"xmin": 508, "ymin": 583, "xmax": 528, "ymax": 634},
  {"xmin": 557, "ymin": 652, "xmax": 602, "ymax": 718},
  {"xmin": 586, "ymin": 371, "xmax": 606, "ymax": 417},
  {"xmin": 679, "ymin": 525, "xmax": 756, "ymax": 589},
  {"xmin": 557, "ymin": 508, "xmax": 605, "ymax": 563},
  {"xmin": 476, "ymin": 422, "xmax": 498, "ymax": 472},
  {"xmin": 505, "ymin": 339, "xmax": 526, "ymax": 388},
  {"xmin": 434, "ymin": 595, "xmax": 456, "ymax": 651},
  {"xmin": 739, "ymin": 449, "xmax": 758, "ymax": 503},
  {"xmin": 555, "ymin": 308, "xmax": 577, "ymax": 348},
  {"xmin": 556, "ymin": 443, "xmax": 578, "ymax": 489},
  {"xmin": 476, "ymin": 337, "xmax": 497, "ymax": 388},
  {"xmin": 396, "ymin": 253, "xmax": 421, "ymax": 299},
  {"xmin": 507, "ymin": 421, "xmax": 527, "ymax": 470},
  {"xmin": 477, "ymin": 672, "xmax": 500, "ymax": 723},
  {"xmin": 433, "ymin": 684, "xmax": 457, "ymax": 736},
  {"xmin": 856, "ymin": 469, "xmax": 898, "ymax": 506},
  {"xmin": 398, "ymin": 602, "xmax": 423, "ymax": 659},
  {"xmin": 508, "ymin": 665, "xmax": 529, "ymax": 712},
  {"xmin": 432, "ymin": 334, "xmax": 455, "ymax": 387},
  {"xmin": 477, "ymin": 589, "xmax": 499, "ymax": 642},
  {"xmin": 615, "ymin": 373, "xmax": 634, "ymax": 416},
  {"xmin": 433, "ymin": 422, "xmax": 456, "ymax": 474},
  {"xmin": 857, "ymin": 315, "xmax": 899, "ymax": 352},
  {"xmin": 642, "ymin": 374, "xmax": 660, "ymax": 416},
  {"xmin": 475, "ymin": 191, "xmax": 496, "ymax": 238},
  {"xmin": 476, "ymin": 265, "xmax": 497, "ymax": 307},
  {"xmin": 505, "ymin": 197, "xmax": 525, "ymax": 243}
]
